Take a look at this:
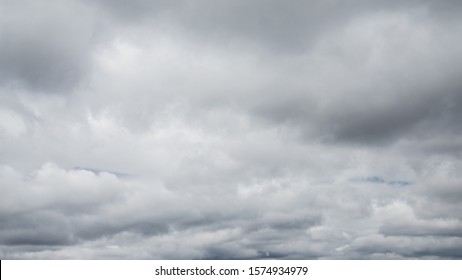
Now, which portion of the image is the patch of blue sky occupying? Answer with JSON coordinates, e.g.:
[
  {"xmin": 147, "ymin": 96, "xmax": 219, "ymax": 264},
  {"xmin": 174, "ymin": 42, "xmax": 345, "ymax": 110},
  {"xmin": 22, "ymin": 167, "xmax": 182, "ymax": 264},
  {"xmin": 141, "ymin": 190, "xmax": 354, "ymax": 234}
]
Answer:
[{"xmin": 351, "ymin": 176, "xmax": 412, "ymax": 187}]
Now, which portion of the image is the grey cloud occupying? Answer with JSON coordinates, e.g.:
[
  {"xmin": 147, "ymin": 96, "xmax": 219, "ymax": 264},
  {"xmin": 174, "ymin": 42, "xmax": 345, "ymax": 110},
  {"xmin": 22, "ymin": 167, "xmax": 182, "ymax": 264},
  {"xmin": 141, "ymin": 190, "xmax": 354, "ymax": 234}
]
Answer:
[
  {"xmin": 91, "ymin": 0, "xmax": 461, "ymax": 52},
  {"xmin": 82, "ymin": 0, "xmax": 462, "ymax": 146},
  {"xmin": 343, "ymin": 235, "xmax": 462, "ymax": 259},
  {"xmin": 0, "ymin": 0, "xmax": 97, "ymax": 92},
  {"xmin": 380, "ymin": 219, "xmax": 462, "ymax": 238},
  {"xmin": 90, "ymin": 0, "xmax": 176, "ymax": 21},
  {"xmin": 1, "ymin": 0, "xmax": 462, "ymax": 259},
  {"xmin": 0, "ymin": 211, "xmax": 74, "ymax": 246}
]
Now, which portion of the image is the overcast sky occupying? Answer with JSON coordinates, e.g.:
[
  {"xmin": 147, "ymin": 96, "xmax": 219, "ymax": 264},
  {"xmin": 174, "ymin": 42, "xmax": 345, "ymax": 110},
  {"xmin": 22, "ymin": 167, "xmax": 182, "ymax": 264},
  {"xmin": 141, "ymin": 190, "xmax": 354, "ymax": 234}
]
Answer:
[{"xmin": 1, "ymin": 0, "xmax": 462, "ymax": 259}]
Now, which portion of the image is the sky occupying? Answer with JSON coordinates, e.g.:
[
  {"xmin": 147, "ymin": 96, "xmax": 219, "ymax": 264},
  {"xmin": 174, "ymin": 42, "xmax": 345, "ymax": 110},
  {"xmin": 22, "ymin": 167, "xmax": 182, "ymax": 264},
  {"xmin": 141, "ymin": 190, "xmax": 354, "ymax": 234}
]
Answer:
[{"xmin": 1, "ymin": 0, "xmax": 462, "ymax": 259}]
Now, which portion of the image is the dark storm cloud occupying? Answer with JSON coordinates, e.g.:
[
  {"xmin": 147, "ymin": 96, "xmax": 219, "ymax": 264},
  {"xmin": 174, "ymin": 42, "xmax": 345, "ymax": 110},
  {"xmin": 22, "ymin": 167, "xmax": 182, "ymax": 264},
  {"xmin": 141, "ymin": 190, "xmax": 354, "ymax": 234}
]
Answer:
[
  {"xmin": 0, "ymin": 211, "xmax": 74, "ymax": 246},
  {"xmin": 0, "ymin": 0, "xmax": 97, "ymax": 92}
]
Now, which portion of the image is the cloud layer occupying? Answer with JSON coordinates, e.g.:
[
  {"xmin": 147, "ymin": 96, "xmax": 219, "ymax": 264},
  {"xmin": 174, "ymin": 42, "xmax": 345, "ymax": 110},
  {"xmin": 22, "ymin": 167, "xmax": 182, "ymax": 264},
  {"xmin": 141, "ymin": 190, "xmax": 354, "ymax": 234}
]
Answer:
[{"xmin": 1, "ymin": 0, "xmax": 462, "ymax": 259}]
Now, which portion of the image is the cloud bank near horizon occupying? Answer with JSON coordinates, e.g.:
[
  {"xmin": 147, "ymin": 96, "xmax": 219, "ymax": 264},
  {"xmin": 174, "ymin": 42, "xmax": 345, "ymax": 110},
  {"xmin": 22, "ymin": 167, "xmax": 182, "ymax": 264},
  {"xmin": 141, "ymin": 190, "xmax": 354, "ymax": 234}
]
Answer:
[{"xmin": 1, "ymin": 0, "xmax": 462, "ymax": 259}]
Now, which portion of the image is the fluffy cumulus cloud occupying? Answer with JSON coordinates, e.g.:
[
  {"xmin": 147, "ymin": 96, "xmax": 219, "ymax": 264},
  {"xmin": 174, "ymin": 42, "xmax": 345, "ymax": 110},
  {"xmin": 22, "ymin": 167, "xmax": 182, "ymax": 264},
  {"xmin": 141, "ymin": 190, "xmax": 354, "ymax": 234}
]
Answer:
[{"xmin": 1, "ymin": 0, "xmax": 462, "ymax": 259}]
